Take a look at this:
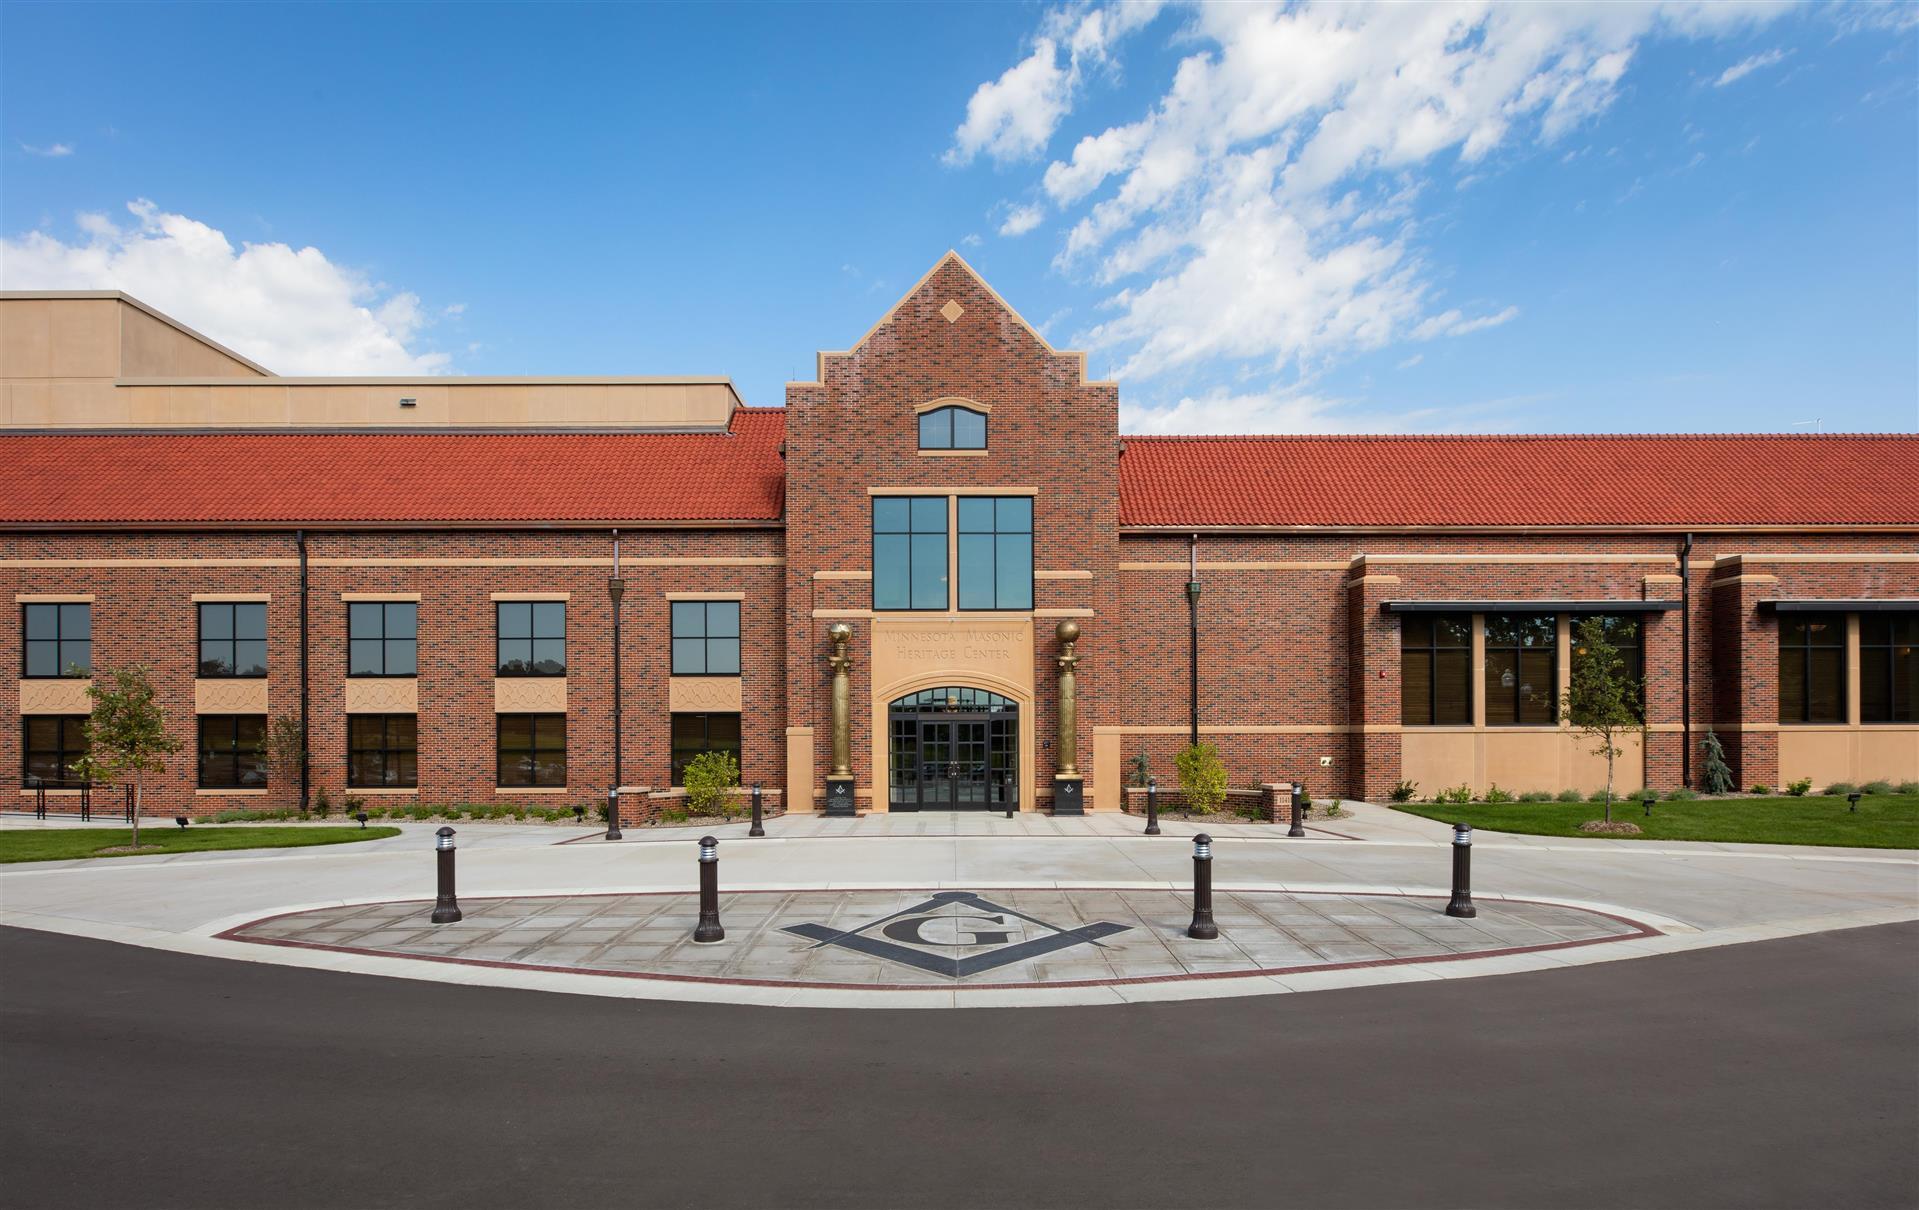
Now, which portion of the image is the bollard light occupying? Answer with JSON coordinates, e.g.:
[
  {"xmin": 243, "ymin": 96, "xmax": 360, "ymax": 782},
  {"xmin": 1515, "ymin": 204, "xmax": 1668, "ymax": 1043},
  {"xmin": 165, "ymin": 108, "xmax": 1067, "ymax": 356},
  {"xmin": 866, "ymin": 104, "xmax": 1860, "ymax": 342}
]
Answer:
[
  {"xmin": 356, "ymin": 810, "xmax": 369, "ymax": 829},
  {"xmin": 431, "ymin": 826, "xmax": 462, "ymax": 923},
  {"xmin": 1848, "ymin": 792, "xmax": 1861, "ymax": 813},
  {"xmin": 749, "ymin": 783, "xmax": 766, "ymax": 838},
  {"xmin": 1145, "ymin": 775, "xmax": 1162, "ymax": 836},
  {"xmin": 1445, "ymin": 822, "xmax": 1476, "ymax": 918},
  {"xmin": 1187, "ymin": 832, "xmax": 1218, "ymax": 939},
  {"xmin": 1643, "ymin": 794, "xmax": 1655, "ymax": 818},
  {"xmin": 1288, "ymin": 781, "xmax": 1306, "ymax": 838},
  {"xmin": 693, "ymin": 835, "xmax": 725, "ymax": 943},
  {"xmin": 175, "ymin": 816, "xmax": 189, "ymax": 830},
  {"xmin": 605, "ymin": 786, "xmax": 623, "ymax": 842}
]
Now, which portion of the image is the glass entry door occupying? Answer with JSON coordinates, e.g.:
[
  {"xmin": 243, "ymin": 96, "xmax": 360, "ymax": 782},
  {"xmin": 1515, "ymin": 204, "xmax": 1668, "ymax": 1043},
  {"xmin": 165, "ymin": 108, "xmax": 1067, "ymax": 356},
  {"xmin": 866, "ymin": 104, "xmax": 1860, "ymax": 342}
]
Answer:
[{"xmin": 887, "ymin": 688, "xmax": 1017, "ymax": 812}]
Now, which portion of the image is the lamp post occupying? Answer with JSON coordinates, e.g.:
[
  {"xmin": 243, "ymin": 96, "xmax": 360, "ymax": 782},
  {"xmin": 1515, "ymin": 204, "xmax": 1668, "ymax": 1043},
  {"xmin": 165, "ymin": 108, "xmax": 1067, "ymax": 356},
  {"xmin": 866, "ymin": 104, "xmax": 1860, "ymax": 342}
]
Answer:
[
  {"xmin": 1145, "ymin": 775, "xmax": 1161, "ymax": 836},
  {"xmin": 1186, "ymin": 833, "xmax": 1218, "ymax": 939},
  {"xmin": 607, "ymin": 568, "xmax": 625, "ymax": 842},
  {"xmin": 693, "ymin": 836, "xmax": 724, "ymax": 943},
  {"xmin": 1445, "ymin": 823, "xmax": 1476, "ymax": 918},
  {"xmin": 431, "ymin": 826, "xmax": 462, "ymax": 923},
  {"xmin": 606, "ymin": 786, "xmax": 623, "ymax": 842}
]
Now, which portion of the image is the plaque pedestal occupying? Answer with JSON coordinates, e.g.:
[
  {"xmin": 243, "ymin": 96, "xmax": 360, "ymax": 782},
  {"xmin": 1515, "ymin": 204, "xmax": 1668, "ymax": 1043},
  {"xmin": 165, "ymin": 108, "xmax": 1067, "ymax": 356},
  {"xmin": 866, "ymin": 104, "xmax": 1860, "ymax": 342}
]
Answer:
[
  {"xmin": 824, "ymin": 777, "xmax": 857, "ymax": 817},
  {"xmin": 1052, "ymin": 775, "xmax": 1085, "ymax": 816}
]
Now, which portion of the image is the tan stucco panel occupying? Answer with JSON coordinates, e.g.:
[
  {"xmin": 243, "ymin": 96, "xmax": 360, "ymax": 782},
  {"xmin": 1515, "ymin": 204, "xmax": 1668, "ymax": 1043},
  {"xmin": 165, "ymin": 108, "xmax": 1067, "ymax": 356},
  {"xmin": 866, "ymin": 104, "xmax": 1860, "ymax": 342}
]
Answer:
[
  {"xmin": 669, "ymin": 677, "xmax": 742, "ymax": 713},
  {"xmin": 195, "ymin": 679, "xmax": 269, "ymax": 714},
  {"xmin": 1402, "ymin": 728, "xmax": 1647, "ymax": 797},
  {"xmin": 18, "ymin": 679, "xmax": 92, "ymax": 715},
  {"xmin": 495, "ymin": 677, "xmax": 567, "ymax": 713},
  {"xmin": 1092, "ymin": 728, "xmax": 1121, "ymax": 811},
  {"xmin": 786, "ymin": 726, "xmax": 816, "ymax": 813},
  {"xmin": 344, "ymin": 679, "xmax": 418, "ymax": 713},
  {"xmin": 1779, "ymin": 727, "xmax": 1919, "ymax": 789},
  {"xmin": 869, "ymin": 617, "xmax": 1036, "ymax": 813}
]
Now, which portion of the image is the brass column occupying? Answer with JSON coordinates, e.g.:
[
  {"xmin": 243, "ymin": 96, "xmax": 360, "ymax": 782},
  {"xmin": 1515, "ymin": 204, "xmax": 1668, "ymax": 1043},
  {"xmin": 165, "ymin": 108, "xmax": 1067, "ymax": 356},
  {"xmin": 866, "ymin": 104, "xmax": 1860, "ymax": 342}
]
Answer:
[
  {"xmin": 1055, "ymin": 619, "xmax": 1080, "ymax": 777},
  {"xmin": 824, "ymin": 624, "xmax": 856, "ymax": 816}
]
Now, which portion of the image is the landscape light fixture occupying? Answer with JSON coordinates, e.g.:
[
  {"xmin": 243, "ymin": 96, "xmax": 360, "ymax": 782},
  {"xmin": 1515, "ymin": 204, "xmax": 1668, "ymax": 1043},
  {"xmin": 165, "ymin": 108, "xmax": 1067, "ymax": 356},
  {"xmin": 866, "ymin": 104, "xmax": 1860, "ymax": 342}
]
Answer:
[
  {"xmin": 1643, "ymin": 794, "xmax": 1655, "ymax": 818},
  {"xmin": 356, "ymin": 811, "xmax": 369, "ymax": 829},
  {"xmin": 1848, "ymin": 792, "xmax": 1861, "ymax": 813},
  {"xmin": 175, "ymin": 816, "xmax": 189, "ymax": 829}
]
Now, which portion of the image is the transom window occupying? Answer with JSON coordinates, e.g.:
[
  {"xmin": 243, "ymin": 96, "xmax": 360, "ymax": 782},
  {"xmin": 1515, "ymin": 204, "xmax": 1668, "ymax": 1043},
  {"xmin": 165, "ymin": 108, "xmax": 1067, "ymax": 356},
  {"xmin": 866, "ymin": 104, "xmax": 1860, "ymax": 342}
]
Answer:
[
  {"xmin": 957, "ymin": 497, "xmax": 1033, "ymax": 611},
  {"xmin": 23, "ymin": 716, "xmax": 89, "ymax": 785},
  {"xmin": 199, "ymin": 715, "xmax": 267, "ymax": 789},
  {"xmin": 1571, "ymin": 614, "xmax": 1644, "ymax": 721},
  {"xmin": 497, "ymin": 601, "xmax": 565, "ymax": 677},
  {"xmin": 1401, "ymin": 614, "xmax": 1472, "ymax": 726},
  {"xmin": 348, "ymin": 602, "xmax": 418, "ymax": 677},
  {"xmin": 873, "ymin": 497, "xmax": 950, "ymax": 611},
  {"xmin": 498, "ymin": 713, "xmax": 566, "ymax": 787},
  {"xmin": 671, "ymin": 601, "xmax": 741, "ymax": 675},
  {"xmin": 348, "ymin": 714, "xmax": 418, "ymax": 788},
  {"xmin": 23, "ymin": 603, "xmax": 90, "ymax": 678},
  {"xmin": 918, "ymin": 405, "xmax": 987, "ymax": 450},
  {"xmin": 1485, "ymin": 613, "xmax": 1558, "ymax": 726},
  {"xmin": 198, "ymin": 602, "xmax": 267, "ymax": 678},
  {"xmin": 1779, "ymin": 613, "xmax": 1845, "ymax": 724},
  {"xmin": 1860, "ymin": 612, "xmax": 1916, "ymax": 725},
  {"xmin": 670, "ymin": 712, "xmax": 741, "ymax": 785}
]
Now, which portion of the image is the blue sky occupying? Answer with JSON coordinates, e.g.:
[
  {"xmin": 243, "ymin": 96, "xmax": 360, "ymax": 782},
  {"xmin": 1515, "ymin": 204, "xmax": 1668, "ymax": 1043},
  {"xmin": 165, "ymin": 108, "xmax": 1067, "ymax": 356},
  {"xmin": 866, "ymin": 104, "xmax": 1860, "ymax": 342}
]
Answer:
[{"xmin": 3, "ymin": 1, "xmax": 1914, "ymax": 434}]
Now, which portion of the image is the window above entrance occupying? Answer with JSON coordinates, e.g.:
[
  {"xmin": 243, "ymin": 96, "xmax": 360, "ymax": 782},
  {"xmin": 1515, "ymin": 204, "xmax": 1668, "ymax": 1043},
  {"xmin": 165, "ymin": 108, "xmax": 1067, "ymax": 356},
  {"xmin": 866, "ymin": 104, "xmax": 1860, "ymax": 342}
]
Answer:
[
  {"xmin": 918, "ymin": 405, "xmax": 987, "ymax": 451},
  {"xmin": 889, "ymin": 687, "xmax": 1016, "ymax": 714}
]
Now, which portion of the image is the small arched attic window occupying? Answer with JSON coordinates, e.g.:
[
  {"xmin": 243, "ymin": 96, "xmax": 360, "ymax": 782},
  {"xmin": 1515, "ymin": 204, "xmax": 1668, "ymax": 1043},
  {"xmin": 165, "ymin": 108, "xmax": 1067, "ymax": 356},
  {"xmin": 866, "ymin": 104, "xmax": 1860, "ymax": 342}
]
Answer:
[{"xmin": 918, "ymin": 402, "xmax": 988, "ymax": 451}]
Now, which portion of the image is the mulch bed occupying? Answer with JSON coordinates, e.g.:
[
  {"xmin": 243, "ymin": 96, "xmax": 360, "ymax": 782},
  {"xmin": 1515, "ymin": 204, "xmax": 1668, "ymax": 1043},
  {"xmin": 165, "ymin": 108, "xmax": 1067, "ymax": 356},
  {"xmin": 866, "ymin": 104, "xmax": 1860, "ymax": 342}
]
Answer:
[{"xmin": 1576, "ymin": 820, "xmax": 1645, "ymax": 835}]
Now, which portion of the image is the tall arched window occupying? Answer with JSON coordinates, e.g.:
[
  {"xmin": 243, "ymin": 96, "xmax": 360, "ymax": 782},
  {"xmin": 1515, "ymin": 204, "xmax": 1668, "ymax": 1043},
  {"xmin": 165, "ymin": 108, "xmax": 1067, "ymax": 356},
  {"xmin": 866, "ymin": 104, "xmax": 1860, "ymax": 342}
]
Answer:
[{"xmin": 918, "ymin": 405, "xmax": 987, "ymax": 450}]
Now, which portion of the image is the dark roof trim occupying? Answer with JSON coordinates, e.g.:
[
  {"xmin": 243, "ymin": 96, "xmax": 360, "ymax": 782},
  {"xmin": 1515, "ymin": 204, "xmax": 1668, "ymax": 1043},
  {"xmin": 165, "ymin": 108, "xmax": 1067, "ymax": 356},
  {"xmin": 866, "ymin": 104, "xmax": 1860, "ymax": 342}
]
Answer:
[
  {"xmin": 1759, "ymin": 599, "xmax": 1919, "ymax": 613},
  {"xmin": 1383, "ymin": 600, "xmax": 1681, "ymax": 614}
]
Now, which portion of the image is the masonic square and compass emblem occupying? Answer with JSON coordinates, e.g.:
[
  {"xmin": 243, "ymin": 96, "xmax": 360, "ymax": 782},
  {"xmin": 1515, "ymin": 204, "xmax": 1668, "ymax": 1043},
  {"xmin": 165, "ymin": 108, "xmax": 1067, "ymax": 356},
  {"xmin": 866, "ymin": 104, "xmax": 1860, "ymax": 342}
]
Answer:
[{"xmin": 781, "ymin": 890, "xmax": 1133, "ymax": 978}]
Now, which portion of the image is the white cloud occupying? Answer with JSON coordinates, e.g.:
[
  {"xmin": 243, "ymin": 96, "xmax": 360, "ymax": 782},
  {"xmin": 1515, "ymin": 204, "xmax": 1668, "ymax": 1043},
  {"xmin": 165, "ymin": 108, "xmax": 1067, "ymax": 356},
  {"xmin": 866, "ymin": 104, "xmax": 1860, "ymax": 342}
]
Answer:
[
  {"xmin": 0, "ymin": 200, "xmax": 451, "ymax": 374},
  {"xmin": 951, "ymin": 0, "xmax": 1791, "ymax": 397},
  {"xmin": 1713, "ymin": 48, "xmax": 1790, "ymax": 86},
  {"xmin": 961, "ymin": 232, "xmax": 984, "ymax": 247},
  {"xmin": 442, "ymin": 302, "xmax": 467, "ymax": 316},
  {"xmin": 1120, "ymin": 385, "xmax": 1463, "ymax": 434},
  {"xmin": 1398, "ymin": 353, "xmax": 1423, "ymax": 369},
  {"xmin": 998, "ymin": 202, "xmax": 1046, "ymax": 237},
  {"xmin": 19, "ymin": 142, "xmax": 74, "ymax": 157}
]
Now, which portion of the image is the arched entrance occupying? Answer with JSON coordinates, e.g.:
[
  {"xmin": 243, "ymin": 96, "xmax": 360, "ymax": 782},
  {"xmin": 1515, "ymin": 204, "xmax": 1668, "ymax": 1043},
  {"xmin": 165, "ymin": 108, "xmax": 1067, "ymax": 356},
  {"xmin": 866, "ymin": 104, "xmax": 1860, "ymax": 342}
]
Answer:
[{"xmin": 886, "ymin": 687, "xmax": 1019, "ymax": 811}]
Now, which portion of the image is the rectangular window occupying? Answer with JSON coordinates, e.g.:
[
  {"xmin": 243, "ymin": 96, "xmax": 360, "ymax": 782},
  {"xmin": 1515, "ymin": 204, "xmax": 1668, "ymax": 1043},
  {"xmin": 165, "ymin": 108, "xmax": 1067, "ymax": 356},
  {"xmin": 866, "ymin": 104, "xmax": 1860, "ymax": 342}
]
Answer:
[
  {"xmin": 23, "ymin": 716, "xmax": 89, "ymax": 785},
  {"xmin": 956, "ymin": 496, "xmax": 1034, "ymax": 611},
  {"xmin": 671, "ymin": 712, "xmax": 741, "ymax": 785},
  {"xmin": 198, "ymin": 602, "xmax": 268, "ymax": 678},
  {"xmin": 1859, "ymin": 612, "xmax": 1915, "ymax": 725},
  {"xmin": 498, "ymin": 713, "xmax": 566, "ymax": 787},
  {"xmin": 670, "ymin": 601, "xmax": 741, "ymax": 676},
  {"xmin": 1485, "ymin": 613, "xmax": 1558, "ymax": 726},
  {"xmin": 1401, "ymin": 614, "xmax": 1472, "ymax": 725},
  {"xmin": 497, "ymin": 601, "xmax": 565, "ymax": 676},
  {"xmin": 348, "ymin": 601, "xmax": 418, "ymax": 677},
  {"xmin": 348, "ymin": 714, "xmax": 418, "ymax": 788},
  {"xmin": 1571, "ymin": 614, "xmax": 1644, "ymax": 721},
  {"xmin": 873, "ymin": 497, "xmax": 949, "ymax": 611},
  {"xmin": 198, "ymin": 715, "xmax": 267, "ymax": 789},
  {"xmin": 1779, "ymin": 613, "xmax": 1845, "ymax": 724},
  {"xmin": 23, "ymin": 602, "xmax": 91, "ymax": 678}
]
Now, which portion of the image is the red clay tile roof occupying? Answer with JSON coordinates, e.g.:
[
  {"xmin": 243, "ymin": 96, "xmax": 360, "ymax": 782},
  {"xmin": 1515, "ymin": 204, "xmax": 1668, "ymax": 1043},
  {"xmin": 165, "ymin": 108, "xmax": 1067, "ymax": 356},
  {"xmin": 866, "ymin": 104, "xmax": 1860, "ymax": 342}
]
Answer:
[
  {"xmin": 1116, "ymin": 433, "xmax": 1919, "ymax": 528},
  {"xmin": 0, "ymin": 409, "xmax": 785, "ymax": 526}
]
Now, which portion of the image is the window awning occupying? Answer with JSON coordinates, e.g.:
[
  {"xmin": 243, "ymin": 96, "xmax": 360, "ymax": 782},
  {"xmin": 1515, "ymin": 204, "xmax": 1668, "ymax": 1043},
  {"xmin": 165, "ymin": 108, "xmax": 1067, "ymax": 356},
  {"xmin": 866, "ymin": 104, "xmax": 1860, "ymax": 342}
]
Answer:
[
  {"xmin": 1759, "ymin": 599, "xmax": 1919, "ymax": 613},
  {"xmin": 1382, "ymin": 599, "xmax": 1680, "ymax": 614}
]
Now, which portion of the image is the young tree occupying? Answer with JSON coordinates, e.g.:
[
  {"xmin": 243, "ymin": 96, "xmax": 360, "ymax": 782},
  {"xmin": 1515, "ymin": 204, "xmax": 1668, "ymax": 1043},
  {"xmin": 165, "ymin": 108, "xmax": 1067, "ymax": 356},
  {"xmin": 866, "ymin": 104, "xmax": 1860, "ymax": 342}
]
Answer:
[
  {"xmin": 265, "ymin": 714, "xmax": 307, "ymax": 813},
  {"xmin": 1700, "ymin": 729, "xmax": 1735, "ymax": 795},
  {"xmin": 73, "ymin": 666, "xmax": 182, "ymax": 850},
  {"xmin": 1561, "ymin": 617, "xmax": 1646, "ymax": 824}
]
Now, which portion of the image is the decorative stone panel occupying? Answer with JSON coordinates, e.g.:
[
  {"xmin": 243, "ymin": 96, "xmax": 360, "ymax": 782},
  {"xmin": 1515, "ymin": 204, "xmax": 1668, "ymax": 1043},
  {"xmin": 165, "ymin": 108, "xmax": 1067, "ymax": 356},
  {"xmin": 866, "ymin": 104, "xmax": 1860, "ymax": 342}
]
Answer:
[
  {"xmin": 18, "ymin": 679, "xmax": 92, "ymax": 714},
  {"xmin": 495, "ymin": 677, "xmax": 568, "ymax": 713},
  {"xmin": 195, "ymin": 678, "xmax": 269, "ymax": 714},
  {"xmin": 343, "ymin": 678, "xmax": 417, "ymax": 714},
  {"xmin": 668, "ymin": 676, "xmax": 742, "ymax": 713}
]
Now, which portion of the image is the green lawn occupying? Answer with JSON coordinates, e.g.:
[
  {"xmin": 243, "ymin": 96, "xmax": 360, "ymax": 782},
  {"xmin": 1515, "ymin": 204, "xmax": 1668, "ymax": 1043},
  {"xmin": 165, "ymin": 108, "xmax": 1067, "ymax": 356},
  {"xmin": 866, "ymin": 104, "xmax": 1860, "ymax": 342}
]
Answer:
[
  {"xmin": 0, "ymin": 825, "xmax": 402, "ymax": 863},
  {"xmin": 1390, "ymin": 795, "xmax": 1919, "ymax": 849}
]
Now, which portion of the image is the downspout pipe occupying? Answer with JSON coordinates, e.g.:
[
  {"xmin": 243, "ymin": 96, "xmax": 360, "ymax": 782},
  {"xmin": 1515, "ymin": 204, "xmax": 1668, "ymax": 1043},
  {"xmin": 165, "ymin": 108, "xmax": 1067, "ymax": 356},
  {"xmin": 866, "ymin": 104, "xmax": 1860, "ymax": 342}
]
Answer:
[
  {"xmin": 1187, "ymin": 534, "xmax": 1200, "ymax": 748},
  {"xmin": 297, "ymin": 529, "xmax": 310, "ymax": 814},
  {"xmin": 1679, "ymin": 532, "xmax": 1693, "ymax": 790}
]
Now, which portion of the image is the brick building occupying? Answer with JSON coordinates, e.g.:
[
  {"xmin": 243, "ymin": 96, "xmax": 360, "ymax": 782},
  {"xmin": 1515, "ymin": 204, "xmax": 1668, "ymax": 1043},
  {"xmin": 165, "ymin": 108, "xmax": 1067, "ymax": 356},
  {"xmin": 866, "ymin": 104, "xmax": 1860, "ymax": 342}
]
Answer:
[{"xmin": 4, "ymin": 254, "xmax": 1916, "ymax": 821}]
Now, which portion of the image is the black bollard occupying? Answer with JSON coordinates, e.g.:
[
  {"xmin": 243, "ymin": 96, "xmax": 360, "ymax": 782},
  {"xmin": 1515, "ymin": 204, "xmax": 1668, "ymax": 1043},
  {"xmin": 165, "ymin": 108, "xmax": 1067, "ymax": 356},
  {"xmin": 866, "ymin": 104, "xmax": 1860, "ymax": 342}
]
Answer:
[
  {"xmin": 1445, "ymin": 822, "xmax": 1476, "ymax": 918},
  {"xmin": 1145, "ymin": 776, "xmax": 1162, "ymax": 836},
  {"xmin": 605, "ymin": 786, "xmax": 623, "ymax": 842},
  {"xmin": 693, "ymin": 835, "xmax": 725, "ymax": 943},
  {"xmin": 1288, "ymin": 782, "xmax": 1306, "ymax": 838},
  {"xmin": 1187, "ymin": 833, "xmax": 1218, "ymax": 939},
  {"xmin": 431, "ymin": 826, "xmax": 462, "ymax": 923},
  {"xmin": 749, "ymin": 784, "xmax": 766, "ymax": 837}
]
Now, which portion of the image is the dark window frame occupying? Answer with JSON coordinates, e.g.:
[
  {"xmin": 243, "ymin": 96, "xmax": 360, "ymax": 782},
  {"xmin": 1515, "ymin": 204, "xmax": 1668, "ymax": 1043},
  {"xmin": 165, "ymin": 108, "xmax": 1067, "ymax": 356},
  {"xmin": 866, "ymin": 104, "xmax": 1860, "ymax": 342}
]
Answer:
[
  {"xmin": 1484, "ymin": 613, "xmax": 1559, "ymax": 728},
  {"xmin": 197, "ymin": 601, "xmax": 269, "ymax": 679},
  {"xmin": 496, "ymin": 713, "xmax": 567, "ymax": 788},
  {"xmin": 22, "ymin": 602, "xmax": 92, "ymax": 679},
  {"xmin": 1859, "ymin": 611, "xmax": 1914, "ymax": 725},
  {"xmin": 872, "ymin": 496, "xmax": 950, "ymax": 612},
  {"xmin": 198, "ymin": 714, "xmax": 267, "ymax": 790},
  {"xmin": 23, "ymin": 715, "xmax": 89, "ymax": 786},
  {"xmin": 347, "ymin": 713, "xmax": 418, "ymax": 788},
  {"xmin": 1778, "ymin": 612, "xmax": 1846, "ymax": 725},
  {"xmin": 496, "ymin": 600, "xmax": 566, "ymax": 678},
  {"xmin": 669, "ymin": 600, "xmax": 742, "ymax": 677},
  {"xmin": 917, "ymin": 405, "xmax": 988, "ymax": 451},
  {"xmin": 1400, "ymin": 613, "xmax": 1472, "ymax": 726},
  {"xmin": 1571, "ymin": 614, "xmax": 1645, "ymax": 723},
  {"xmin": 347, "ymin": 601, "xmax": 419, "ymax": 679},
  {"xmin": 670, "ymin": 712, "xmax": 742, "ymax": 786},
  {"xmin": 956, "ymin": 496, "xmax": 1034, "ymax": 612}
]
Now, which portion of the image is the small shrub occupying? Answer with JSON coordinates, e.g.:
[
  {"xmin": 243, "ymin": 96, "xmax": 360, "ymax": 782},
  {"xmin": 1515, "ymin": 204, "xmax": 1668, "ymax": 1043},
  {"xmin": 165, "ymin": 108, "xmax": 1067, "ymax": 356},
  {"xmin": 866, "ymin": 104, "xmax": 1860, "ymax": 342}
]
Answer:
[
  {"xmin": 1587, "ymin": 789, "xmax": 1612, "ymax": 804},
  {"xmin": 312, "ymin": 787, "xmax": 331, "ymax": 820},
  {"xmin": 1518, "ymin": 790, "xmax": 1553, "ymax": 802},
  {"xmin": 660, "ymin": 807, "xmax": 690, "ymax": 824},
  {"xmin": 1389, "ymin": 779, "xmax": 1419, "ymax": 803},
  {"xmin": 1666, "ymin": 787, "xmax": 1698, "ymax": 801},
  {"xmin": 1174, "ymin": 743, "xmax": 1228, "ymax": 816},
  {"xmin": 1861, "ymin": 780, "xmax": 1893, "ymax": 795},
  {"xmin": 342, "ymin": 794, "xmax": 365, "ymax": 819},
  {"xmin": 1483, "ymin": 783, "xmax": 1515, "ymax": 804},
  {"xmin": 1897, "ymin": 781, "xmax": 1919, "ymax": 796},
  {"xmin": 1749, "ymin": 784, "xmax": 1771, "ymax": 795},
  {"xmin": 1555, "ymin": 789, "xmax": 1583, "ymax": 803},
  {"xmin": 683, "ymin": 750, "xmax": 742, "ymax": 818},
  {"xmin": 1322, "ymin": 799, "xmax": 1345, "ymax": 818},
  {"xmin": 1630, "ymin": 788, "xmax": 1657, "ymax": 803},
  {"xmin": 1435, "ymin": 784, "xmax": 1473, "ymax": 806},
  {"xmin": 1823, "ymin": 781, "xmax": 1856, "ymax": 797},
  {"xmin": 1786, "ymin": 778, "xmax": 1813, "ymax": 797}
]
